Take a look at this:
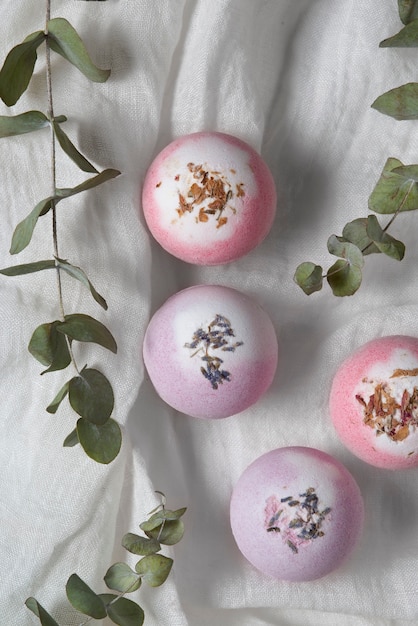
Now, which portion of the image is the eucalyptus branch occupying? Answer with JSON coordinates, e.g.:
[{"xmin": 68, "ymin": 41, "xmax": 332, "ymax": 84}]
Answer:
[
  {"xmin": 25, "ymin": 493, "xmax": 187, "ymax": 626},
  {"xmin": 294, "ymin": 2, "xmax": 418, "ymax": 297},
  {"xmin": 0, "ymin": 2, "xmax": 121, "ymax": 462}
]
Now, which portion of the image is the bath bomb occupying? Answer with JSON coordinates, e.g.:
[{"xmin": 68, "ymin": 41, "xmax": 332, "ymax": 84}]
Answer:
[
  {"xmin": 230, "ymin": 447, "xmax": 364, "ymax": 582},
  {"xmin": 143, "ymin": 284, "xmax": 278, "ymax": 419},
  {"xmin": 330, "ymin": 335, "xmax": 418, "ymax": 469},
  {"xmin": 142, "ymin": 132, "xmax": 276, "ymax": 265}
]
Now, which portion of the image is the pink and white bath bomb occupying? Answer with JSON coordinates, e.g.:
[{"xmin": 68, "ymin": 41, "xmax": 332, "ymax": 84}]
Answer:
[
  {"xmin": 143, "ymin": 284, "xmax": 278, "ymax": 419},
  {"xmin": 230, "ymin": 447, "xmax": 364, "ymax": 582},
  {"xmin": 330, "ymin": 335, "xmax": 418, "ymax": 470},
  {"xmin": 141, "ymin": 132, "xmax": 276, "ymax": 265}
]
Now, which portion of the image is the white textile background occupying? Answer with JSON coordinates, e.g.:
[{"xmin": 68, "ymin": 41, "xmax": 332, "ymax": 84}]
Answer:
[{"xmin": 0, "ymin": 1, "xmax": 417, "ymax": 625}]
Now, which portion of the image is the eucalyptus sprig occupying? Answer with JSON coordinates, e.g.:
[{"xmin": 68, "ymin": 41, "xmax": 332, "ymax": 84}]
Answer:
[
  {"xmin": 25, "ymin": 493, "xmax": 187, "ymax": 626},
  {"xmin": 294, "ymin": 0, "xmax": 418, "ymax": 297},
  {"xmin": 0, "ymin": 1, "xmax": 122, "ymax": 462}
]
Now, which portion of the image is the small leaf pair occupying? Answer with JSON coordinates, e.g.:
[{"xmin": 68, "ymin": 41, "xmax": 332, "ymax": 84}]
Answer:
[
  {"xmin": 0, "ymin": 18, "xmax": 109, "ymax": 107},
  {"xmin": 294, "ymin": 158, "xmax": 412, "ymax": 296}
]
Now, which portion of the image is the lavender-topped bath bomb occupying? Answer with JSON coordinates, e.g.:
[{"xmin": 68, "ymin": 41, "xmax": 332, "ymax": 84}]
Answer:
[
  {"xmin": 230, "ymin": 447, "xmax": 364, "ymax": 582},
  {"xmin": 142, "ymin": 132, "xmax": 276, "ymax": 265},
  {"xmin": 143, "ymin": 284, "xmax": 278, "ymax": 419},
  {"xmin": 330, "ymin": 335, "xmax": 418, "ymax": 469}
]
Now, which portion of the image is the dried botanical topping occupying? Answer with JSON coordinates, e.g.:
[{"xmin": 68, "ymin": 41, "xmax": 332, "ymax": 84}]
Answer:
[
  {"xmin": 264, "ymin": 488, "xmax": 331, "ymax": 554},
  {"xmin": 356, "ymin": 374, "xmax": 418, "ymax": 442},
  {"xmin": 391, "ymin": 368, "xmax": 418, "ymax": 378},
  {"xmin": 184, "ymin": 314, "xmax": 243, "ymax": 390},
  {"xmin": 175, "ymin": 162, "xmax": 245, "ymax": 227}
]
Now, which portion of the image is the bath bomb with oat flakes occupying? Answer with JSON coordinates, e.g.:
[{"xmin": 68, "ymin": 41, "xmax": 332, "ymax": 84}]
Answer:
[
  {"xmin": 330, "ymin": 335, "xmax": 418, "ymax": 470},
  {"xmin": 142, "ymin": 132, "xmax": 277, "ymax": 265},
  {"xmin": 143, "ymin": 284, "xmax": 278, "ymax": 419},
  {"xmin": 230, "ymin": 447, "xmax": 364, "ymax": 582}
]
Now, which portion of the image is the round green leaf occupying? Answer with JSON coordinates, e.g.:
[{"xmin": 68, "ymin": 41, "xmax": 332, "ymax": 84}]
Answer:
[
  {"xmin": 293, "ymin": 262, "xmax": 323, "ymax": 295},
  {"xmin": 69, "ymin": 368, "xmax": 114, "ymax": 424},
  {"xmin": 107, "ymin": 597, "xmax": 145, "ymax": 626},
  {"xmin": 398, "ymin": 0, "xmax": 418, "ymax": 24},
  {"xmin": 135, "ymin": 554, "xmax": 173, "ymax": 587},
  {"xmin": 342, "ymin": 218, "xmax": 380, "ymax": 255},
  {"xmin": 28, "ymin": 321, "xmax": 71, "ymax": 373},
  {"xmin": 372, "ymin": 83, "xmax": 418, "ymax": 120},
  {"xmin": 66, "ymin": 573, "xmax": 106, "ymax": 619},
  {"xmin": 327, "ymin": 235, "xmax": 364, "ymax": 268},
  {"xmin": 77, "ymin": 417, "xmax": 122, "ymax": 464},
  {"xmin": 365, "ymin": 214, "xmax": 405, "ymax": 260},
  {"xmin": 326, "ymin": 259, "xmax": 362, "ymax": 297},
  {"xmin": 144, "ymin": 519, "xmax": 185, "ymax": 546},
  {"xmin": 380, "ymin": 18, "xmax": 418, "ymax": 46},
  {"xmin": 104, "ymin": 562, "xmax": 142, "ymax": 593},
  {"xmin": 57, "ymin": 313, "xmax": 117, "ymax": 353},
  {"xmin": 122, "ymin": 533, "xmax": 161, "ymax": 556}
]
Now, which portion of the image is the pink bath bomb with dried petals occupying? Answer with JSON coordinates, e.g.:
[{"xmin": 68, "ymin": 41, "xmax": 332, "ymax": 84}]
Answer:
[
  {"xmin": 142, "ymin": 132, "xmax": 277, "ymax": 265},
  {"xmin": 330, "ymin": 335, "xmax": 418, "ymax": 469},
  {"xmin": 230, "ymin": 447, "xmax": 364, "ymax": 582},
  {"xmin": 143, "ymin": 284, "xmax": 278, "ymax": 419}
]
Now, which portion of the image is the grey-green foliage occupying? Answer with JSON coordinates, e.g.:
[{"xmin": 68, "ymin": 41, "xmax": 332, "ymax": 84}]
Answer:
[
  {"xmin": 26, "ymin": 496, "xmax": 187, "ymax": 626},
  {"xmin": 0, "ymin": 11, "xmax": 122, "ymax": 461},
  {"xmin": 294, "ymin": 3, "xmax": 418, "ymax": 297}
]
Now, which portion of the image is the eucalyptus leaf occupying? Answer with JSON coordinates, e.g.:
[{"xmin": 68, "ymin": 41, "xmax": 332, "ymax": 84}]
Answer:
[
  {"xmin": 53, "ymin": 121, "xmax": 98, "ymax": 173},
  {"xmin": 326, "ymin": 259, "xmax": 362, "ymax": 297},
  {"xmin": 398, "ymin": 0, "xmax": 418, "ymax": 24},
  {"xmin": 66, "ymin": 573, "xmax": 106, "ymax": 619},
  {"xmin": 0, "ymin": 111, "xmax": 48, "ymax": 138},
  {"xmin": 380, "ymin": 17, "xmax": 418, "ymax": 46},
  {"xmin": 55, "ymin": 168, "xmax": 121, "ymax": 199},
  {"xmin": 143, "ymin": 519, "xmax": 185, "ymax": 546},
  {"xmin": 122, "ymin": 533, "xmax": 161, "ymax": 556},
  {"xmin": 56, "ymin": 257, "xmax": 107, "ymax": 309},
  {"xmin": 46, "ymin": 380, "xmax": 70, "ymax": 414},
  {"xmin": 368, "ymin": 157, "xmax": 418, "ymax": 214},
  {"xmin": 104, "ymin": 562, "xmax": 142, "ymax": 593},
  {"xmin": 366, "ymin": 214, "xmax": 405, "ymax": 260},
  {"xmin": 28, "ymin": 321, "xmax": 71, "ymax": 373},
  {"xmin": 63, "ymin": 428, "xmax": 80, "ymax": 447},
  {"xmin": 57, "ymin": 313, "xmax": 117, "ymax": 353},
  {"xmin": 10, "ymin": 197, "xmax": 54, "ymax": 254},
  {"xmin": 135, "ymin": 554, "xmax": 173, "ymax": 587},
  {"xmin": 342, "ymin": 218, "xmax": 381, "ymax": 255},
  {"xmin": 77, "ymin": 417, "xmax": 122, "ymax": 464},
  {"xmin": 327, "ymin": 235, "xmax": 365, "ymax": 269},
  {"xmin": 0, "ymin": 31, "xmax": 46, "ymax": 106},
  {"xmin": 371, "ymin": 83, "xmax": 418, "ymax": 119},
  {"xmin": 0, "ymin": 259, "xmax": 55, "ymax": 276},
  {"xmin": 293, "ymin": 262, "xmax": 323, "ymax": 295},
  {"xmin": 25, "ymin": 597, "xmax": 60, "ymax": 626},
  {"xmin": 47, "ymin": 18, "xmax": 110, "ymax": 82},
  {"xmin": 107, "ymin": 597, "xmax": 145, "ymax": 626},
  {"xmin": 69, "ymin": 367, "xmax": 114, "ymax": 425}
]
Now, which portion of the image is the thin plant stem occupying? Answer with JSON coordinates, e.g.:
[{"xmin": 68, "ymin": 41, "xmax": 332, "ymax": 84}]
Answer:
[{"xmin": 45, "ymin": 0, "xmax": 79, "ymax": 374}]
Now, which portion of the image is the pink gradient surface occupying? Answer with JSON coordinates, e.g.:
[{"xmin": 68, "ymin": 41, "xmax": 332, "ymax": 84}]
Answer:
[
  {"xmin": 230, "ymin": 447, "xmax": 364, "ymax": 582},
  {"xmin": 143, "ymin": 284, "xmax": 278, "ymax": 419},
  {"xmin": 142, "ymin": 132, "xmax": 277, "ymax": 265},
  {"xmin": 329, "ymin": 335, "xmax": 418, "ymax": 469}
]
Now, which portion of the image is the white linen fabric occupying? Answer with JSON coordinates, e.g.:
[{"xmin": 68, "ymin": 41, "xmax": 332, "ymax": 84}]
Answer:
[{"xmin": 0, "ymin": 1, "xmax": 417, "ymax": 625}]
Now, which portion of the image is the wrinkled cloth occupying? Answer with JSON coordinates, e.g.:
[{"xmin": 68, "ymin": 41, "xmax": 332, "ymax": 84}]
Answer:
[{"xmin": 0, "ymin": 1, "xmax": 417, "ymax": 625}]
